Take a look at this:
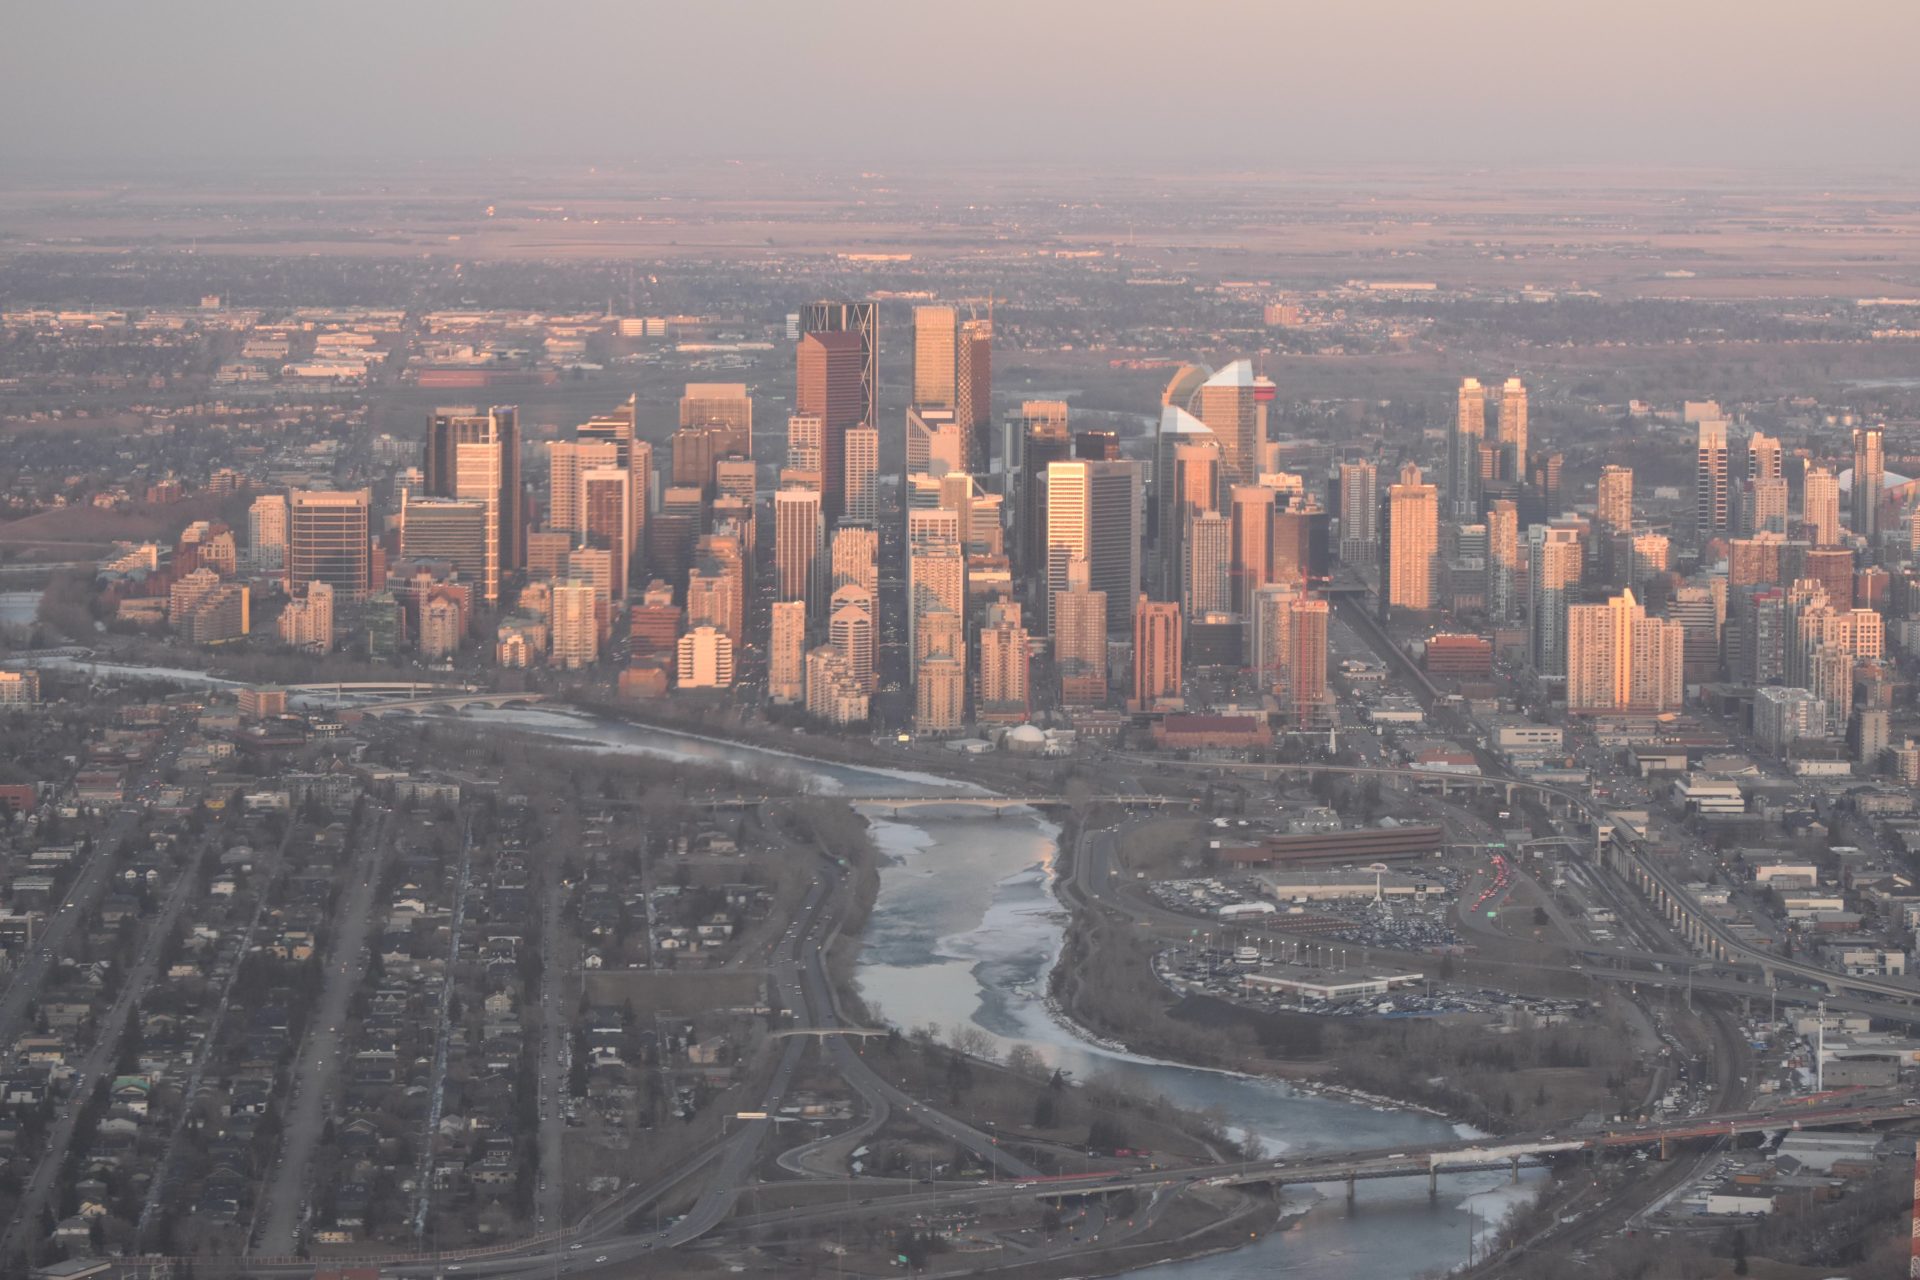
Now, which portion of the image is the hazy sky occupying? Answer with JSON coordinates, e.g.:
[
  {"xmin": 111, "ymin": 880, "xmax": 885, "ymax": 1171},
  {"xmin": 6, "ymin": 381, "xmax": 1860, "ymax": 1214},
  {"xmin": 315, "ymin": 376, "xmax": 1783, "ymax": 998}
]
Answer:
[{"xmin": 6, "ymin": 0, "xmax": 1919, "ymax": 173}]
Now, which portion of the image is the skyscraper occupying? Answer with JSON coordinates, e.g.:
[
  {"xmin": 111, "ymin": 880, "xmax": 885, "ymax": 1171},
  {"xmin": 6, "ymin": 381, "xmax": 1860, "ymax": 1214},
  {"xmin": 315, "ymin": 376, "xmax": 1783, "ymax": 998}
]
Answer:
[
  {"xmin": 796, "ymin": 329, "xmax": 867, "ymax": 522},
  {"xmin": 774, "ymin": 487, "xmax": 825, "ymax": 615},
  {"xmin": 686, "ymin": 543, "xmax": 743, "ymax": 643},
  {"xmin": 1270, "ymin": 500, "xmax": 1328, "ymax": 590},
  {"xmin": 843, "ymin": 425, "xmax": 880, "ymax": 524},
  {"xmin": 1596, "ymin": 465, "xmax": 1633, "ymax": 535},
  {"xmin": 1338, "ymin": 459, "xmax": 1379, "ymax": 567},
  {"xmin": 1386, "ymin": 463, "xmax": 1438, "ymax": 612},
  {"xmin": 1803, "ymin": 464, "xmax": 1841, "ymax": 546},
  {"xmin": 289, "ymin": 489, "xmax": 371, "ymax": 602},
  {"xmin": 670, "ymin": 422, "xmax": 727, "ymax": 492},
  {"xmin": 676, "ymin": 626, "xmax": 735, "ymax": 689},
  {"xmin": 550, "ymin": 579, "xmax": 598, "ymax": 670},
  {"xmin": 1449, "ymin": 378, "xmax": 1486, "ymax": 519},
  {"xmin": 785, "ymin": 414, "xmax": 824, "ymax": 489},
  {"xmin": 1695, "ymin": 419, "xmax": 1730, "ymax": 541},
  {"xmin": 1228, "ymin": 484, "xmax": 1275, "ymax": 613},
  {"xmin": 956, "ymin": 318, "xmax": 994, "ymax": 474},
  {"xmin": 912, "ymin": 305, "xmax": 958, "ymax": 409},
  {"xmin": 1045, "ymin": 459, "xmax": 1142, "ymax": 633},
  {"xmin": 248, "ymin": 492, "xmax": 288, "ymax": 572},
  {"xmin": 1154, "ymin": 405, "xmax": 1217, "ymax": 591},
  {"xmin": 1160, "ymin": 438, "xmax": 1221, "ymax": 602},
  {"xmin": 829, "ymin": 591, "xmax": 876, "ymax": 695},
  {"xmin": 399, "ymin": 494, "xmax": 489, "ymax": 588},
  {"xmin": 1287, "ymin": 592, "xmax": 1331, "ymax": 723},
  {"xmin": 908, "ymin": 509, "xmax": 966, "ymax": 663},
  {"xmin": 906, "ymin": 406, "xmax": 967, "ymax": 478},
  {"xmin": 1054, "ymin": 564, "xmax": 1108, "ymax": 707},
  {"xmin": 547, "ymin": 439, "xmax": 621, "ymax": 534},
  {"xmin": 1852, "ymin": 424, "xmax": 1884, "ymax": 542},
  {"xmin": 1197, "ymin": 360, "xmax": 1260, "ymax": 485},
  {"xmin": 914, "ymin": 605, "xmax": 966, "ymax": 736},
  {"xmin": 1594, "ymin": 464, "xmax": 1633, "ymax": 583},
  {"xmin": 678, "ymin": 382, "xmax": 752, "ymax": 460},
  {"xmin": 768, "ymin": 599, "xmax": 807, "ymax": 704},
  {"xmin": 806, "ymin": 645, "xmax": 868, "ymax": 725},
  {"xmin": 1529, "ymin": 526, "xmax": 1584, "ymax": 676},
  {"xmin": 1487, "ymin": 498, "xmax": 1520, "ymax": 624},
  {"xmin": 1566, "ymin": 589, "xmax": 1685, "ymax": 714},
  {"xmin": 277, "ymin": 580, "xmax": 333, "ymax": 651},
  {"xmin": 580, "ymin": 467, "xmax": 632, "ymax": 601},
  {"xmin": 976, "ymin": 600, "xmax": 1030, "ymax": 723},
  {"xmin": 1016, "ymin": 406, "xmax": 1073, "ymax": 581},
  {"xmin": 1744, "ymin": 477, "xmax": 1788, "ymax": 538},
  {"xmin": 1248, "ymin": 584, "xmax": 1297, "ymax": 697},
  {"xmin": 575, "ymin": 397, "xmax": 648, "ymax": 564},
  {"xmin": 1184, "ymin": 510, "xmax": 1233, "ymax": 618},
  {"xmin": 799, "ymin": 299, "xmax": 878, "ymax": 443},
  {"xmin": 1495, "ymin": 377, "xmax": 1528, "ymax": 481},
  {"xmin": 1132, "ymin": 597, "xmax": 1182, "ymax": 711},
  {"xmin": 425, "ymin": 404, "xmax": 522, "ymax": 584},
  {"xmin": 831, "ymin": 524, "xmax": 879, "ymax": 597}
]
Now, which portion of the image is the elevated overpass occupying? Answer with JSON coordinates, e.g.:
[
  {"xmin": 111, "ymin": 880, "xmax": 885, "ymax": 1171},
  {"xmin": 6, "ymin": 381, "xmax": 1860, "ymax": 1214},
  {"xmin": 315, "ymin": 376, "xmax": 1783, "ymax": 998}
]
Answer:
[{"xmin": 107, "ymin": 1096, "xmax": 1919, "ymax": 1275}]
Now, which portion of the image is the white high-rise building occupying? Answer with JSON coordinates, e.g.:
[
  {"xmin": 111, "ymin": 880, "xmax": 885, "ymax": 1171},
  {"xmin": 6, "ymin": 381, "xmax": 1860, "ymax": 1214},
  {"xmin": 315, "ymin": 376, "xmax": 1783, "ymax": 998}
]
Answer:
[
  {"xmin": 248, "ymin": 492, "xmax": 288, "ymax": 572},
  {"xmin": 844, "ymin": 425, "xmax": 879, "ymax": 523},
  {"xmin": 1803, "ymin": 464, "xmax": 1840, "ymax": 547},
  {"xmin": 550, "ymin": 579, "xmax": 598, "ymax": 670},
  {"xmin": 677, "ymin": 625, "xmax": 735, "ymax": 689}
]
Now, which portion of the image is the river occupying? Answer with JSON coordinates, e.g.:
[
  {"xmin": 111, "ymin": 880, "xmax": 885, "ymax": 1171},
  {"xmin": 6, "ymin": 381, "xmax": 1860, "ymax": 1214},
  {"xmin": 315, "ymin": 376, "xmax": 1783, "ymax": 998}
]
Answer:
[
  {"xmin": 472, "ymin": 707, "xmax": 1543, "ymax": 1278},
  {"xmin": 21, "ymin": 677, "xmax": 1541, "ymax": 1275}
]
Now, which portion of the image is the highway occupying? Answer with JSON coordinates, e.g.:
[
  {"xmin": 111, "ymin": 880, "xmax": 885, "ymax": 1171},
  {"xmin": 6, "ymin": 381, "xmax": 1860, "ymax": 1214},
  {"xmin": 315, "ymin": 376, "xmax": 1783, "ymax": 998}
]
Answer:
[{"xmin": 126, "ymin": 1096, "xmax": 1920, "ymax": 1278}]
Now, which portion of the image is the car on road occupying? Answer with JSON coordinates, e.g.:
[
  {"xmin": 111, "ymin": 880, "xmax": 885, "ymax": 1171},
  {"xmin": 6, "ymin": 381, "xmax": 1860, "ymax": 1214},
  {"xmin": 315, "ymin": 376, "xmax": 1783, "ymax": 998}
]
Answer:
[{"xmin": 595, "ymin": 1256, "xmax": 608, "ymax": 1264}]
